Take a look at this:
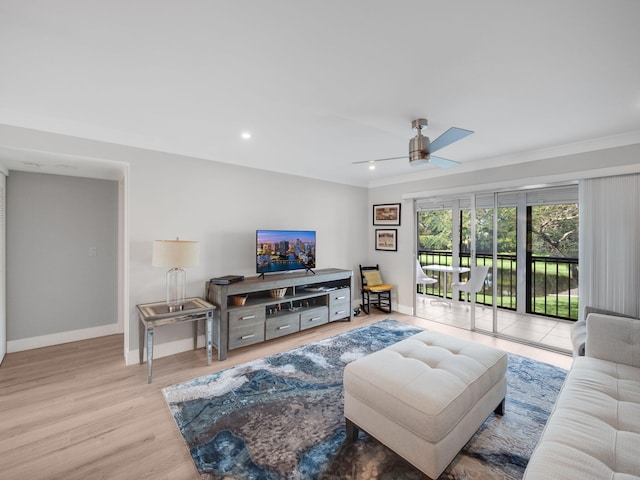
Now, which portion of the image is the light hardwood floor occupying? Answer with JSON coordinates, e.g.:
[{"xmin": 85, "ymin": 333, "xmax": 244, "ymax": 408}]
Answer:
[{"xmin": 0, "ymin": 312, "xmax": 572, "ymax": 480}]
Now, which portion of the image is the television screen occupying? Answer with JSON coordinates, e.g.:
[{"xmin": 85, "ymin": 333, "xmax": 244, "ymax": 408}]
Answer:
[{"xmin": 256, "ymin": 229, "xmax": 316, "ymax": 274}]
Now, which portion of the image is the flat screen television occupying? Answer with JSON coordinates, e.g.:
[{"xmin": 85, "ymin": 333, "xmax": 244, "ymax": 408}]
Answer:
[{"xmin": 256, "ymin": 229, "xmax": 316, "ymax": 275}]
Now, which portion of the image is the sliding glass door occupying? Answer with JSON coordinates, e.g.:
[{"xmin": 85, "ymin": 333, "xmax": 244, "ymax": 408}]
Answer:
[{"xmin": 416, "ymin": 185, "xmax": 578, "ymax": 352}]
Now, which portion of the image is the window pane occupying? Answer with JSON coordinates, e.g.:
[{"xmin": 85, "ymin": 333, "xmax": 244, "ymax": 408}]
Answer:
[
  {"xmin": 530, "ymin": 204, "xmax": 579, "ymax": 258},
  {"xmin": 529, "ymin": 203, "xmax": 579, "ymax": 319},
  {"xmin": 418, "ymin": 210, "xmax": 452, "ymax": 251}
]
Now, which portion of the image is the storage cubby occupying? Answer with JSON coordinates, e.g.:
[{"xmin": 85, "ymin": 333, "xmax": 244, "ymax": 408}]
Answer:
[{"xmin": 206, "ymin": 268, "xmax": 353, "ymax": 360}]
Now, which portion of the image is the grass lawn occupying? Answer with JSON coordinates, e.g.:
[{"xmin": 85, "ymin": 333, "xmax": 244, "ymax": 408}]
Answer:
[
  {"xmin": 429, "ymin": 292, "xmax": 579, "ymax": 320},
  {"xmin": 420, "ymin": 254, "xmax": 579, "ymax": 320}
]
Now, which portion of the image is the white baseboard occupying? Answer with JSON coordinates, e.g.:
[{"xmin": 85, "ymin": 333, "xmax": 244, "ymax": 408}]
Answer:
[
  {"xmin": 125, "ymin": 334, "xmax": 209, "ymax": 366},
  {"xmin": 7, "ymin": 323, "xmax": 121, "ymax": 353},
  {"xmin": 396, "ymin": 303, "xmax": 413, "ymax": 316}
]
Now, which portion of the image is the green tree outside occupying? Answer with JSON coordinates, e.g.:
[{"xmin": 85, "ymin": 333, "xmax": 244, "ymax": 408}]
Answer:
[{"xmin": 417, "ymin": 203, "xmax": 579, "ymax": 319}]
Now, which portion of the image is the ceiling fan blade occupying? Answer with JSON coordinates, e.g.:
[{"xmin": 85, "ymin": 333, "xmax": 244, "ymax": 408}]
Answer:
[
  {"xmin": 352, "ymin": 155, "xmax": 407, "ymax": 165},
  {"xmin": 429, "ymin": 127, "xmax": 474, "ymax": 154},
  {"xmin": 429, "ymin": 156, "xmax": 460, "ymax": 169}
]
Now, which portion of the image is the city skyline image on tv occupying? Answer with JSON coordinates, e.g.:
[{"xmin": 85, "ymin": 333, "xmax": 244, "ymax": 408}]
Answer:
[{"xmin": 256, "ymin": 229, "xmax": 316, "ymax": 274}]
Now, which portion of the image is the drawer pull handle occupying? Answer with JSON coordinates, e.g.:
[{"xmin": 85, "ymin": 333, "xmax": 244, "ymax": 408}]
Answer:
[
  {"xmin": 240, "ymin": 334, "xmax": 255, "ymax": 340},
  {"xmin": 277, "ymin": 325, "xmax": 291, "ymax": 330},
  {"xmin": 309, "ymin": 317, "xmax": 321, "ymax": 321},
  {"xmin": 336, "ymin": 296, "xmax": 346, "ymax": 300},
  {"xmin": 335, "ymin": 310, "xmax": 346, "ymax": 315},
  {"xmin": 241, "ymin": 315, "xmax": 256, "ymax": 320}
]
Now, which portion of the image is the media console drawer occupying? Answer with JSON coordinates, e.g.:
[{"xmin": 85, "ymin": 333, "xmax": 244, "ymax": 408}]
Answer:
[
  {"xmin": 228, "ymin": 306, "xmax": 265, "ymax": 325},
  {"xmin": 266, "ymin": 313, "xmax": 300, "ymax": 340},
  {"xmin": 228, "ymin": 320, "xmax": 265, "ymax": 349},
  {"xmin": 329, "ymin": 289, "xmax": 350, "ymax": 303},
  {"xmin": 300, "ymin": 307, "xmax": 329, "ymax": 330}
]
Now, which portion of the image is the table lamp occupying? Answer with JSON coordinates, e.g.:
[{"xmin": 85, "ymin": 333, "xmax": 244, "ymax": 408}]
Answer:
[{"xmin": 152, "ymin": 238, "xmax": 200, "ymax": 312}]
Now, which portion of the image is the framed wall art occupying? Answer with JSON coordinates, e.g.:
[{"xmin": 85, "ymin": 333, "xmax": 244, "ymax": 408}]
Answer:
[
  {"xmin": 373, "ymin": 203, "xmax": 401, "ymax": 226},
  {"xmin": 375, "ymin": 229, "xmax": 397, "ymax": 251}
]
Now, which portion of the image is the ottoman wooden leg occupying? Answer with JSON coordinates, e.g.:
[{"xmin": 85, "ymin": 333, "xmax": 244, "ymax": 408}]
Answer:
[
  {"xmin": 345, "ymin": 418, "xmax": 360, "ymax": 442},
  {"xmin": 494, "ymin": 398, "xmax": 505, "ymax": 416}
]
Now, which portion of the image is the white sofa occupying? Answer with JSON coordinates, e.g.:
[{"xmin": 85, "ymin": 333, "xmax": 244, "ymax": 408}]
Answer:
[{"xmin": 524, "ymin": 312, "xmax": 640, "ymax": 479}]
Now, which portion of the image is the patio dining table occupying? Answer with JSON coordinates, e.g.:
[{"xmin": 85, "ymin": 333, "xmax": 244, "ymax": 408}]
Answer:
[{"xmin": 423, "ymin": 264, "xmax": 471, "ymax": 304}]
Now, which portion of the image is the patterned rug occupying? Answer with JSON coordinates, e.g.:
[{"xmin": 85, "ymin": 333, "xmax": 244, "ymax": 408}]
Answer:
[{"xmin": 162, "ymin": 319, "xmax": 567, "ymax": 479}]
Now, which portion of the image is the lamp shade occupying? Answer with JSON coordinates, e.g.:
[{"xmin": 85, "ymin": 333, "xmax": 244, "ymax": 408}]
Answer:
[{"xmin": 152, "ymin": 239, "xmax": 200, "ymax": 268}]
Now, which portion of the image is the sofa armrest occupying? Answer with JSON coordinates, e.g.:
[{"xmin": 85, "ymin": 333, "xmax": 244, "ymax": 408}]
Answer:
[
  {"xmin": 585, "ymin": 313, "xmax": 640, "ymax": 367},
  {"xmin": 570, "ymin": 320, "xmax": 587, "ymax": 357}
]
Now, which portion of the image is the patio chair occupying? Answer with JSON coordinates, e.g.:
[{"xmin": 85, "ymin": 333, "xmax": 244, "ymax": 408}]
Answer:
[
  {"xmin": 416, "ymin": 260, "xmax": 438, "ymax": 299},
  {"xmin": 451, "ymin": 265, "xmax": 490, "ymax": 304}
]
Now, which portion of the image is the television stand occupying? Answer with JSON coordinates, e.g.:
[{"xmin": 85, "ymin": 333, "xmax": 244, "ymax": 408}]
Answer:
[{"xmin": 206, "ymin": 268, "xmax": 353, "ymax": 360}]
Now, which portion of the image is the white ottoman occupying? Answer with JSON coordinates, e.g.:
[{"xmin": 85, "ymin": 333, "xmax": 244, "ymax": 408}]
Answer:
[{"xmin": 344, "ymin": 330, "xmax": 508, "ymax": 479}]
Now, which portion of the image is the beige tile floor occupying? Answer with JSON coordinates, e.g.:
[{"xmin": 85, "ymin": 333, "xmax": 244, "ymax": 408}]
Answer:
[{"xmin": 415, "ymin": 294, "xmax": 574, "ymax": 353}]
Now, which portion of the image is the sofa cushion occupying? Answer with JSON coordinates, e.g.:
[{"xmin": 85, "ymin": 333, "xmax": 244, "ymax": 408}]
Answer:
[
  {"xmin": 586, "ymin": 314, "xmax": 640, "ymax": 367},
  {"xmin": 523, "ymin": 356, "xmax": 640, "ymax": 479},
  {"xmin": 572, "ymin": 307, "xmax": 639, "ymax": 357}
]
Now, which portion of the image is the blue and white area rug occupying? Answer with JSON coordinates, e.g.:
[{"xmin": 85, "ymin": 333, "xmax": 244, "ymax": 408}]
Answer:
[{"xmin": 162, "ymin": 319, "xmax": 567, "ymax": 479}]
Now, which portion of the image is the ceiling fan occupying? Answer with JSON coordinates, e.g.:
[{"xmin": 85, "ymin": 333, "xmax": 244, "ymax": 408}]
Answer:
[{"xmin": 353, "ymin": 118, "xmax": 473, "ymax": 169}]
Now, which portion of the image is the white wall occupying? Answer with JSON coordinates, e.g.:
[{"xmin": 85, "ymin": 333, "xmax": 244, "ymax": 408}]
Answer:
[
  {"xmin": 368, "ymin": 143, "xmax": 640, "ymax": 316},
  {"xmin": 0, "ymin": 126, "xmax": 370, "ymax": 364},
  {"xmin": 127, "ymin": 153, "xmax": 369, "ymax": 362},
  {"xmin": 6, "ymin": 171, "xmax": 119, "ymax": 351}
]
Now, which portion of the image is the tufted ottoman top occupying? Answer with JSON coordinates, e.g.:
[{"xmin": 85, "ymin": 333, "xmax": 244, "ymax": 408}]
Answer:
[{"xmin": 344, "ymin": 330, "xmax": 507, "ymax": 443}]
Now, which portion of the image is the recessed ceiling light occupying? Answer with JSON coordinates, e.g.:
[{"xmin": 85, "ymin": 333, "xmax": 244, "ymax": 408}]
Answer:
[
  {"xmin": 241, "ymin": 132, "xmax": 251, "ymax": 140},
  {"xmin": 369, "ymin": 164, "xmax": 376, "ymax": 170}
]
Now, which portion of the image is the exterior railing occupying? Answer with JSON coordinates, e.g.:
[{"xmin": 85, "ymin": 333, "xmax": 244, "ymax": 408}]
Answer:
[
  {"xmin": 417, "ymin": 250, "xmax": 578, "ymax": 320},
  {"xmin": 529, "ymin": 255, "xmax": 579, "ymax": 320}
]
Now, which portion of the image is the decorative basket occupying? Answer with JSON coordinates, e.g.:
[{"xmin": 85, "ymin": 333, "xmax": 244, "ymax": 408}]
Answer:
[
  {"xmin": 231, "ymin": 295, "xmax": 248, "ymax": 306},
  {"xmin": 269, "ymin": 288, "xmax": 287, "ymax": 298}
]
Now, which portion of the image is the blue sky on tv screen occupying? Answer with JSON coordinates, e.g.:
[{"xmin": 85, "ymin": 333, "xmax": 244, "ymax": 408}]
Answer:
[{"xmin": 257, "ymin": 230, "xmax": 316, "ymax": 243}]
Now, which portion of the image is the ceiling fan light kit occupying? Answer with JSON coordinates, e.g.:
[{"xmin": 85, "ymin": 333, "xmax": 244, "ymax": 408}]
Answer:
[{"xmin": 409, "ymin": 118, "xmax": 430, "ymax": 166}]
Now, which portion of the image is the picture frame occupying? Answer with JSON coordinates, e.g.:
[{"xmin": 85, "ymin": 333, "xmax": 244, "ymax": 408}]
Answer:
[
  {"xmin": 375, "ymin": 229, "xmax": 397, "ymax": 251},
  {"xmin": 373, "ymin": 203, "xmax": 401, "ymax": 226}
]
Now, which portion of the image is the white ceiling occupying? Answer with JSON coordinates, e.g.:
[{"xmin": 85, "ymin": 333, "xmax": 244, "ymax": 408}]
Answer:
[{"xmin": 1, "ymin": 0, "xmax": 640, "ymax": 186}]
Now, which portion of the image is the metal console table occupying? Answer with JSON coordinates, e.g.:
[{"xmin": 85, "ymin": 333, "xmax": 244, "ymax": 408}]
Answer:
[{"xmin": 137, "ymin": 297, "xmax": 216, "ymax": 383}]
